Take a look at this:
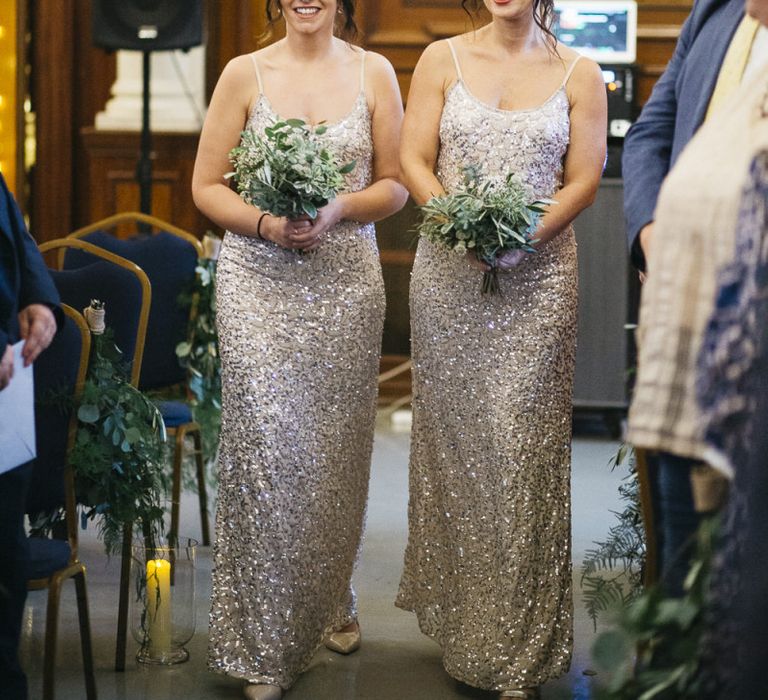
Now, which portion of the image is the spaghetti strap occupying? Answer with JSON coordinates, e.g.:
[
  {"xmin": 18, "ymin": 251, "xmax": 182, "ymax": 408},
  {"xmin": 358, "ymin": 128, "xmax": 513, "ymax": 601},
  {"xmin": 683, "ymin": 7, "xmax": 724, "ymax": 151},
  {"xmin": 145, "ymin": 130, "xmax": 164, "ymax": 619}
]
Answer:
[
  {"xmin": 249, "ymin": 52, "xmax": 265, "ymax": 94},
  {"xmin": 446, "ymin": 39, "xmax": 464, "ymax": 82},
  {"xmin": 561, "ymin": 55, "xmax": 582, "ymax": 87},
  {"xmin": 359, "ymin": 50, "xmax": 367, "ymax": 91}
]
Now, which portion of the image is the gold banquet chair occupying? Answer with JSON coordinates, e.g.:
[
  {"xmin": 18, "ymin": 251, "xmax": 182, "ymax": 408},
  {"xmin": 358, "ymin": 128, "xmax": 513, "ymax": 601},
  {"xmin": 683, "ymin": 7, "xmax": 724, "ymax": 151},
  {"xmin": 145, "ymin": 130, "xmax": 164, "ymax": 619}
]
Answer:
[
  {"xmin": 66, "ymin": 213, "xmax": 211, "ymax": 552},
  {"xmin": 26, "ymin": 305, "xmax": 96, "ymax": 700}
]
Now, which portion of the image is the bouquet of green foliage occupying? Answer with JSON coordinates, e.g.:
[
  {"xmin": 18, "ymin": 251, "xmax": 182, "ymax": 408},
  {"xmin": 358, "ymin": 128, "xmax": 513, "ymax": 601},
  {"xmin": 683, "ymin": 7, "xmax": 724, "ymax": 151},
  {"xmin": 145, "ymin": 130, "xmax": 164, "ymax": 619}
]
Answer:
[
  {"xmin": 228, "ymin": 118, "xmax": 355, "ymax": 220},
  {"xmin": 418, "ymin": 166, "xmax": 552, "ymax": 294}
]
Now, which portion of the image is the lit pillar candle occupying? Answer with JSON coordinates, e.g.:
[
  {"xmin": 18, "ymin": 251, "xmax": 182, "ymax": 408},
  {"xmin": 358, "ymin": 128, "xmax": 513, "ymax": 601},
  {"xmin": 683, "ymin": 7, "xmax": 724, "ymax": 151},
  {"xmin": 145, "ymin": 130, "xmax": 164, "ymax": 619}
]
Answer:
[{"xmin": 146, "ymin": 558, "xmax": 172, "ymax": 657}]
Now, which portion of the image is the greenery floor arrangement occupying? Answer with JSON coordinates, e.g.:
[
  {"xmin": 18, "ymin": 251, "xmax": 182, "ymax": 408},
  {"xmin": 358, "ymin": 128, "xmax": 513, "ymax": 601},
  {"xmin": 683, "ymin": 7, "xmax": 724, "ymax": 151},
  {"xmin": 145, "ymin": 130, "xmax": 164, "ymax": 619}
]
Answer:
[
  {"xmin": 582, "ymin": 443, "xmax": 721, "ymax": 699},
  {"xmin": 72, "ymin": 326, "xmax": 168, "ymax": 554},
  {"xmin": 580, "ymin": 443, "xmax": 645, "ymax": 630},
  {"xmin": 592, "ymin": 517, "xmax": 718, "ymax": 700}
]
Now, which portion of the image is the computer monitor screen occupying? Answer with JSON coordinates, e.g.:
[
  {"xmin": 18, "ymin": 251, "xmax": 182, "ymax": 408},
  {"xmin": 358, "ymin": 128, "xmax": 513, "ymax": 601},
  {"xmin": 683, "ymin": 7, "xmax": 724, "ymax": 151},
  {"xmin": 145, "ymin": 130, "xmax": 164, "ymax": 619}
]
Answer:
[{"xmin": 553, "ymin": 0, "xmax": 638, "ymax": 64}]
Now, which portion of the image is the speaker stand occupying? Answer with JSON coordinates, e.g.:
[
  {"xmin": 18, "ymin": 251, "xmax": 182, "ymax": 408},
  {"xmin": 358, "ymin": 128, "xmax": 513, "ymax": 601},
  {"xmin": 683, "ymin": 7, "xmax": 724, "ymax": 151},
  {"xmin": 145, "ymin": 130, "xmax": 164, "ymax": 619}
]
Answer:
[{"xmin": 137, "ymin": 50, "xmax": 153, "ymax": 223}]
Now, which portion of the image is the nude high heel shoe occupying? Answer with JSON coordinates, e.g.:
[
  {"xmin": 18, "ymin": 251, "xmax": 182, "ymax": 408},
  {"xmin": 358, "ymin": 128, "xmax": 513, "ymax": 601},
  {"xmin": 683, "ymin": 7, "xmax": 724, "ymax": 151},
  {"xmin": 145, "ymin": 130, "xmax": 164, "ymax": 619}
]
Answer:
[
  {"xmin": 243, "ymin": 683, "xmax": 282, "ymax": 700},
  {"xmin": 323, "ymin": 622, "xmax": 361, "ymax": 654}
]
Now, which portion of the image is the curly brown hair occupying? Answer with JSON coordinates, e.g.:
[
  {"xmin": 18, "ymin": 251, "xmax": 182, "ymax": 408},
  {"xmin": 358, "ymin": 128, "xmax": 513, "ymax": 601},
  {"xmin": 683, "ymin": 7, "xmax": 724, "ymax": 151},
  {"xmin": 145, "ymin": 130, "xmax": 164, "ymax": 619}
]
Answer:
[
  {"xmin": 461, "ymin": 0, "xmax": 557, "ymax": 50},
  {"xmin": 265, "ymin": 1, "xmax": 358, "ymax": 39}
]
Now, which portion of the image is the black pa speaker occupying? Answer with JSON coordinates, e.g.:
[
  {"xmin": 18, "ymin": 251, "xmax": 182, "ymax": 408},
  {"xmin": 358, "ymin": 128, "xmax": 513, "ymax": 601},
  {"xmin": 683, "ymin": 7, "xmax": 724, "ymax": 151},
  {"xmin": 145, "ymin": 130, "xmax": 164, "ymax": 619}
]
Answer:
[{"xmin": 92, "ymin": 0, "xmax": 204, "ymax": 52}]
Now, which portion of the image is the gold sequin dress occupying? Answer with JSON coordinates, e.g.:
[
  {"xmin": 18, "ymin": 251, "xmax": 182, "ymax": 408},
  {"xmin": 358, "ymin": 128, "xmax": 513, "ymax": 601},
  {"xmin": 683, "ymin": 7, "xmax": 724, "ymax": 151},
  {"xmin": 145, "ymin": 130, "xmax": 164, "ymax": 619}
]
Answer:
[
  {"xmin": 209, "ymin": 52, "xmax": 385, "ymax": 689},
  {"xmin": 396, "ymin": 42, "xmax": 578, "ymax": 691}
]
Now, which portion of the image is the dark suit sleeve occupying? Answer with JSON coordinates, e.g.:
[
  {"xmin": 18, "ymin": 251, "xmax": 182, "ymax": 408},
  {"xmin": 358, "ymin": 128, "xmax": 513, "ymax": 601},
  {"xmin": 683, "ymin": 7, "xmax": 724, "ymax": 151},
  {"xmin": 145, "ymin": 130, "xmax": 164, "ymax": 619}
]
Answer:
[
  {"xmin": 0, "ymin": 175, "xmax": 63, "ymax": 334},
  {"xmin": 621, "ymin": 9, "xmax": 697, "ymax": 271}
]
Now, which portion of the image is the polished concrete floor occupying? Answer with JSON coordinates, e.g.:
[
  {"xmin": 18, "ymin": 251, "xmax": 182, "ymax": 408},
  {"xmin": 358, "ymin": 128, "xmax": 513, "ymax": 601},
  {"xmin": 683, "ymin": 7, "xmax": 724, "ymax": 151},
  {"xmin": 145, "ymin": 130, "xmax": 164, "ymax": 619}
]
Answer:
[{"xmin": 20, "ymin": 414, "xmax": 625, "ymax": 700}]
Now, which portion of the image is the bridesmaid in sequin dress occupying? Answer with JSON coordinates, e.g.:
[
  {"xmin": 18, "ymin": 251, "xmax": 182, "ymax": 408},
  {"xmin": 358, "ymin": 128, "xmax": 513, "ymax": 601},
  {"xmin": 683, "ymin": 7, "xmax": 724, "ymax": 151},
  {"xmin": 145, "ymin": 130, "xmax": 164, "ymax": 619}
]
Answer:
[
  {"xmin": 192, "ymin": 2, "xmax": 407, "ymax": 698},
  {"xmin": 395, "ymin": 1, "xmax": 606, "ymax": 696}
]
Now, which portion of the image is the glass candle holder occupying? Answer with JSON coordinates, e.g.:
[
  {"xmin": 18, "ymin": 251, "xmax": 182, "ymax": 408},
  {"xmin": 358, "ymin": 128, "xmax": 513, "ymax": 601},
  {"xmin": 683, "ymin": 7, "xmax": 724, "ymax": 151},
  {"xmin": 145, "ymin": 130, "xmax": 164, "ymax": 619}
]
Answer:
[{"xmin": 130, "ymin": 537, "xmax": 197, "ymax": 665}]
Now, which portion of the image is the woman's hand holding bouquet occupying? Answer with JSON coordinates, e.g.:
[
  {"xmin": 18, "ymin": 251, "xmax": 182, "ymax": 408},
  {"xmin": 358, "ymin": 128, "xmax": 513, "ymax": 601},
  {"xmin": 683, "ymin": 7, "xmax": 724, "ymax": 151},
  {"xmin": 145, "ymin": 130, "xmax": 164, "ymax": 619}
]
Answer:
[
  {"xmin": 418, "ymin": 166, "xmax": 553, "ymax": 294},
  {"xmin": 228, "ymin": 119, "xmax": 355, "ymax": 250}
]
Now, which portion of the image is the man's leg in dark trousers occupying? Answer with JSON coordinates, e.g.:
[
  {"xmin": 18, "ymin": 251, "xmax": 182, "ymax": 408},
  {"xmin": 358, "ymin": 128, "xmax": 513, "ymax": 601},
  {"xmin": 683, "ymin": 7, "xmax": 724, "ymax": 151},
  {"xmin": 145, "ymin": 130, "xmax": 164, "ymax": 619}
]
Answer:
[{"xmin": 0, "ymin": 463, "xmax": 32, "ymax": 700}]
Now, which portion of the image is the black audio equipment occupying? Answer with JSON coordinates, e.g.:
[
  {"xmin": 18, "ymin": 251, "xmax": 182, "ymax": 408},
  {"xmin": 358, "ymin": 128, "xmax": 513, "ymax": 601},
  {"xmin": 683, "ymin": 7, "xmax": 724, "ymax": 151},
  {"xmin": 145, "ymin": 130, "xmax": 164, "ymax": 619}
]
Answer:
[
  {"xmin": 92, "ymin": 1, "xmax": 204, "ymax": 217},
  {"xmin": 92, "ymin": 0, "xmax": 203, "ymax": 52}
]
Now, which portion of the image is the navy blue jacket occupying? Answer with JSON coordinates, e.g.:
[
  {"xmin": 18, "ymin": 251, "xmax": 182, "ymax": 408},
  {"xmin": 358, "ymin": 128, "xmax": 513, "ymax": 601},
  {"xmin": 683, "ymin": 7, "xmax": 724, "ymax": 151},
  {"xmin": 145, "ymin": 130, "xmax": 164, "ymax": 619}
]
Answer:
[
  {"xmin": 622, "ymin": 0, "xmax": 745, "ymax": 270},
  {"xmin": 0, "ymin": 173, "xmax": 62, "ymax": 350}
]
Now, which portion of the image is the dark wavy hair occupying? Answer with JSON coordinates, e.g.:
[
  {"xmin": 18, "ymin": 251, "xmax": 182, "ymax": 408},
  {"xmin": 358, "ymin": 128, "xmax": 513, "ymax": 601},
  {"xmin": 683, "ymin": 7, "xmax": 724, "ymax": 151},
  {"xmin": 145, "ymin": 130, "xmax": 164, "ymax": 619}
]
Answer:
[
  {"xmin": 265, "ymin": 1, "xmax": 358, "ymax": 39},
  {"xmin": 461, "ymin": 0, "xmax": 557, "ymax": 50}
]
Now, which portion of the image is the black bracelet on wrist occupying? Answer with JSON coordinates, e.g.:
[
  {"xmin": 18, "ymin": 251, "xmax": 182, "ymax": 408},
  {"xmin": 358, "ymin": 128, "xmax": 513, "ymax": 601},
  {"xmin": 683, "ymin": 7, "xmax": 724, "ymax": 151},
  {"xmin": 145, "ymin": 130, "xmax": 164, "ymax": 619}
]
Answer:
[{"xmin": 256, "ymin": 212, "xmax": 268, "ymax": 240}]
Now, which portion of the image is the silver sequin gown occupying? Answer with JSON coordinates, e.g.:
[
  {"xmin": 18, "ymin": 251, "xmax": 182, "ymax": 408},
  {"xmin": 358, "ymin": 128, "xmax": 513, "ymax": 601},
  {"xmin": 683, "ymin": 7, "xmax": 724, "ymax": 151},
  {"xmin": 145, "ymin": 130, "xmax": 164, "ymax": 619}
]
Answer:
[
  {"xmin": 209, "ymin": 71, "xmax": 385, "ymax": 688},
  {"xmin": 396, "ymin": 46, "xmax": 578, "ymax": 691}
]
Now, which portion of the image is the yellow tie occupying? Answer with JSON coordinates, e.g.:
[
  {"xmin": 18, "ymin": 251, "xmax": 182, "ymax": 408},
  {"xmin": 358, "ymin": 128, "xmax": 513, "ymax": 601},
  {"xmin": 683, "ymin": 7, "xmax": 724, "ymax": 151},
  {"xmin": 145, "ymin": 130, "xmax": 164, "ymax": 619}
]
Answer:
[{"xmin": 706, "ymin": 16, "xmax": 761, "ymax": 119}]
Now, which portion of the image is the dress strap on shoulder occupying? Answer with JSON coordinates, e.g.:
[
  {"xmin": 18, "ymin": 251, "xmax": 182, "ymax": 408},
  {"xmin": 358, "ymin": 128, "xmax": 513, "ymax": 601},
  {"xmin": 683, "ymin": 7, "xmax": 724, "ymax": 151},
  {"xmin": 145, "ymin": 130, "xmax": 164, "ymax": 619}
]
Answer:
[
  {"xmin": 446, "ymin": 39, "xmax": 464, "ymax": 82},
  {"xmin": 249, "ymin": 52, "xmax": 265, "ymax": 94},
  {"xmin": 359, "ymin": 50, "xmax": 367, "ymax": 91},
  {"xmin": 561, "ymin": 55, "xmax": 582, "ymax": 87}
]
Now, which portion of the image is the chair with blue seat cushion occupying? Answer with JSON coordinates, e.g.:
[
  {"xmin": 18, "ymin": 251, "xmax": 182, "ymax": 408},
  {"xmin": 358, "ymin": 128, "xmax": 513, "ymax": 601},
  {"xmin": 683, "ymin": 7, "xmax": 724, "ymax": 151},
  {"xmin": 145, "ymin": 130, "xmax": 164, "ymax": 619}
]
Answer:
[
  {"xmin": 62, "ymin": 229, "xmax": 195, "ymax": 389},
  {"xmin": 26, "ymin": 304, "xmax": 96, "ymax": 700},
  {"xmin": 65, "ymin": 213, "xmax": 210, "ymax": 551},
  {"xmin": 40, "ymin": 237, "xmax": 151, "ymax": 388}
]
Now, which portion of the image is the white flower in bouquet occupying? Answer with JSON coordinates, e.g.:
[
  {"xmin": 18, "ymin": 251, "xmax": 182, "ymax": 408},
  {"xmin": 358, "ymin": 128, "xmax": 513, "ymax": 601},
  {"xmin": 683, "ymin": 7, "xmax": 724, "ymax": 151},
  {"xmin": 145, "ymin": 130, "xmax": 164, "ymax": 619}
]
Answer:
[
  {"xmin": 227, "ymin": 119, "xmax": 356, "ymax": 220},
  {"xmin": 418, "ymin": 166, "xmax": 554, "ymax": 294}
]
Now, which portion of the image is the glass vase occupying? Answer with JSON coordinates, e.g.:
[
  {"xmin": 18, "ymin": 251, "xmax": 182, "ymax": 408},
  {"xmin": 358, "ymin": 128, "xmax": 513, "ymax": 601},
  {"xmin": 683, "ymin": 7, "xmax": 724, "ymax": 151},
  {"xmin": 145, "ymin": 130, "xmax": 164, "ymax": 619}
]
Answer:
[{"xmin": 130, "ymin": 537, "xmax": 197, "ymax": 665}]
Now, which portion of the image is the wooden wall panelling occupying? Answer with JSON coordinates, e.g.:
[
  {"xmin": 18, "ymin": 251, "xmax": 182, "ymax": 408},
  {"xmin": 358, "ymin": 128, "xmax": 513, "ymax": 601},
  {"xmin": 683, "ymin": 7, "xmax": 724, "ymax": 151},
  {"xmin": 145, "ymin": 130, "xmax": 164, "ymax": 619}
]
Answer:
[
  {"xmin": 206, "ymin": 1, "xmax": 270, "ymax": 104},
  {"xmin": 635, "ymin": 1, "xmax": 691, "ymax": 106},
  {"xmin": 28, "ymin": 0, "xmax": 116, "ymax": 241},
  {"xmin": 80, "ymin": 129, "xmax": 213, "ymax": 238},
  {"xmin": 30, "ymin": 0, "xmax": 76, "ymax": 241},
  {"xmin": 73, "ymin": 0, "xmax": 116, "ymax": 231}
]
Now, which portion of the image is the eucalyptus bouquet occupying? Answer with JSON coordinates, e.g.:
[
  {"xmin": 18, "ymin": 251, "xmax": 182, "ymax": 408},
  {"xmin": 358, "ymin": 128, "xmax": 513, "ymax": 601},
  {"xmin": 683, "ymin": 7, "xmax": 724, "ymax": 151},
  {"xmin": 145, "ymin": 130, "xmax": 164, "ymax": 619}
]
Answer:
[
  {"xmin": 418, "ymin": 166, "xmax": 552, "ymax": 294},
  {"xmin": 228, "ymin": 118, "xmax": 355, "ymax": 220}
]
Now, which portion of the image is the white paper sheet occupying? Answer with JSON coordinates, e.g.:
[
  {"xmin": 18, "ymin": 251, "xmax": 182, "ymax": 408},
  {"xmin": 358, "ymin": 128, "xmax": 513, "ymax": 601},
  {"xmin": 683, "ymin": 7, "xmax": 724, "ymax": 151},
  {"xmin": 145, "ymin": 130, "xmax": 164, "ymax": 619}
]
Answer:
[{"xmin": 0, "ymin": 340, "xmax": 37, "ymax": 475}]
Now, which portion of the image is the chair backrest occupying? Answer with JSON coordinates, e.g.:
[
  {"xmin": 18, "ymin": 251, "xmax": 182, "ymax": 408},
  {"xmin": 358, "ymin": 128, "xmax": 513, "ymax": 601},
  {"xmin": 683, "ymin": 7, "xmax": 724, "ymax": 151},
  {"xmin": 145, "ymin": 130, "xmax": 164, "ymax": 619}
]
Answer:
[
  {"xmin": 27, "ymin": 305, "xmax": 91, "ymax": 560},
  {"xmin": 65, "ymin": 213, "xmax": 202, "ymax": 391},
  {"xmin": 68, "ymin": 211, "xmax": 204, "ymax": 255},
  {"xmin": 40, "ymin": 238, "xmax": 150, "ymax": 388}
]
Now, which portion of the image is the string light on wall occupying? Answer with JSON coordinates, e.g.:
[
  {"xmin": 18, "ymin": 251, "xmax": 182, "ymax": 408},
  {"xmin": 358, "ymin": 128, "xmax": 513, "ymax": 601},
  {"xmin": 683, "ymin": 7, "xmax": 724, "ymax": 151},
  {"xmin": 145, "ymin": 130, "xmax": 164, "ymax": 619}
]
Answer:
[{"xmin": 0, "ymin": 0, "xmax": 18, "ymax": 193}]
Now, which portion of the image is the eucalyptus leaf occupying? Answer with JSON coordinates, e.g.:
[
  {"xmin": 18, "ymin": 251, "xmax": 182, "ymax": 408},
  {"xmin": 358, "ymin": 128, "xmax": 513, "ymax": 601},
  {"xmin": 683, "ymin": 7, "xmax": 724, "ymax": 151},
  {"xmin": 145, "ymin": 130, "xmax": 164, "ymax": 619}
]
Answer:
[
  {"xmin": 124, "ymin": 427, "xmax": 143, "ymax": 444},
  {"xmin": 228, "ymin": 119, "xmax": 354, "ymax": 219},
  {"xmin": 593, "ymin": 629, "xmax": 632, "ymax": 672},
  {"xmin": 78, "ymin": 404, "xmax": 100, "ymax": 423}
]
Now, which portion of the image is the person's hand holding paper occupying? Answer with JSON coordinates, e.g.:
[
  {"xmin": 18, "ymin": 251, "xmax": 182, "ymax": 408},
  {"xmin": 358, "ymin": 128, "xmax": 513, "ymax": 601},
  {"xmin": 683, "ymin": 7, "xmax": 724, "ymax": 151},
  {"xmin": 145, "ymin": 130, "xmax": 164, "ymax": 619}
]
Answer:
[{"xmin": 0, "ymin": 341, "xmax": 36, "ymax": 475}]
